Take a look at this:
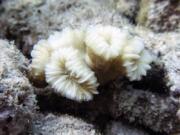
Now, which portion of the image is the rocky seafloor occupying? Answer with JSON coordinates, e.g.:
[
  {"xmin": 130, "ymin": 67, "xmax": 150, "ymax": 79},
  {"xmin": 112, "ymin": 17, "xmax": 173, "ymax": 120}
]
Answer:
[{"xmin": 0, "ymin": 0, "xmax": 180, "ymax": 135}]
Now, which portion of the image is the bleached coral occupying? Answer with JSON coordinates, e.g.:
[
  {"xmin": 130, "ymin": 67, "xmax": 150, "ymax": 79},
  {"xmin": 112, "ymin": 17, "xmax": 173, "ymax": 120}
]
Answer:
[
  {"xmin": 45, "ymin": 47, "xmax": 99, "ymax": 101},
  {"xmin": 122, "ymin": 36, "xmax": 153, "ymax": 81}
]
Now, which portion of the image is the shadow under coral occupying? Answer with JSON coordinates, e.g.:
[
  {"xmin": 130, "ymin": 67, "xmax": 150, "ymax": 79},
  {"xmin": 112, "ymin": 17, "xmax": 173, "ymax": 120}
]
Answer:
[{"xmin": 34, "ymin": 63, "xmax": 178, "ymax": 134}]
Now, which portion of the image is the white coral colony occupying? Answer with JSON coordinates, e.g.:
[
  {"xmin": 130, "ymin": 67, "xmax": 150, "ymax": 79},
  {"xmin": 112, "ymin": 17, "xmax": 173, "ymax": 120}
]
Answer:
[
  {"xmin": 30, "ymin": 25, "xmax": 153, "ymax": 102},
  {"xmin": 45, "ymin": 48, "xmax": 99, "ymax": 101}
]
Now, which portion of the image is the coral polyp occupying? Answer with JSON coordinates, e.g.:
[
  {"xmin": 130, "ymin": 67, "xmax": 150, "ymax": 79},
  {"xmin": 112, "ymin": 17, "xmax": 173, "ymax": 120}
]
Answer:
[
  {"xmin": 48, "ymin": 28, "xmax": 86, "ymax": 54},
  {"xmin": 30, "ymin": 28, "xmax": 86, "ymax": 82},
  {"xmin": 45, "ymin": 47, "xmax": 99, "ymax": 101},
  {"xmin": 85, "ymin": 25, "xmax": 128, "ymax": 84},
  {"xmin": 122, "ymin": 36, "xmax": 153, "ymax": 80},
  {"xmin": 85, "ymin": 25, "xmax": 127, "ymax": 60}
]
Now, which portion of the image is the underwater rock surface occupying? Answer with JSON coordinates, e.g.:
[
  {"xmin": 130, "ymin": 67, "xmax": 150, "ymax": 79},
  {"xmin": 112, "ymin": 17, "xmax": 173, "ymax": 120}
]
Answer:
[
  {"xmin": 0, "ymin": 0, "xmax": 180, "ymax": 135},
  {"xmin": 105, "ymin": 121, "xmax": 150, "ymax": 135},
  {"xmin": 0, "ymin": 40, "xmax": 36, "ymax": 134},
  {"xmin": 33, "ymin": 113, "xmax": 101, "ymax": 135}
]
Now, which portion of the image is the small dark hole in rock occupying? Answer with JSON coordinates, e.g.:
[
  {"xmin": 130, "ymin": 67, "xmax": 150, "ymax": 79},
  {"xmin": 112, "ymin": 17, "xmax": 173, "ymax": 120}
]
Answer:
[
  {"xmin": 37, "ymin": 9, "xmax": 41, "ymax": 14},
  {"xmin": 130, "ymin": 64, "xmax": 169, "ymax": 95},
  {"xmin": 0, "ymin": 85, "xmax": 5, "ymax": 93},
  {"xmin": 6, "ymin": 116, "xmax": 12, "ymax": 123}
]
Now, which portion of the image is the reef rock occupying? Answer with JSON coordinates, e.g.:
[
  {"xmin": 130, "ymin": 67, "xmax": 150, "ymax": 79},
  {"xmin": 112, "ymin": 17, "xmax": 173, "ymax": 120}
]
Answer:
[
  {"xmin": 0, "ymin": 40, "xmax": 36, "ymax": 135},
  {"xmin": 137, "ymin": 0, "xmax": 180, "ymax": 32},
  {"xmin": 0, "ymin": 0, "xmax": 129, "ymax": 57},
  {"xmin": 105, "ymin": 121, "xmax": 149, "ymax": 135},
  {"xmin": 33, "ymin": 113, "xmax": 101, "ymax": 135},
  {"xmin": 0, "ymin": 0, "xmax": 180, "ymax": 135}
]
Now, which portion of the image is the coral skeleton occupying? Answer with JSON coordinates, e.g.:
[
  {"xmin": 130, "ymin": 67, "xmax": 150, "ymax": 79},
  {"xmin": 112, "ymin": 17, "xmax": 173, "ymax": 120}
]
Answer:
[{"xmin": 45, "ymin": 47, "xmax": 99, "ymax": 101}]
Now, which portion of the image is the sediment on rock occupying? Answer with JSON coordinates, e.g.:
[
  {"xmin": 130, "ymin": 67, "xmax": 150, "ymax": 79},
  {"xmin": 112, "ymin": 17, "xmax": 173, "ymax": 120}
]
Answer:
[
  {"xmin": 32, "ymin": 113, "xmax": 101, "ymax": 135},
  {"xmin": 0, "ymin": 40, "xmax": 36, "ymax": 135},
  {"xmin": 110, "ymin": 0, "xmax": 140, "ymax": 23}
]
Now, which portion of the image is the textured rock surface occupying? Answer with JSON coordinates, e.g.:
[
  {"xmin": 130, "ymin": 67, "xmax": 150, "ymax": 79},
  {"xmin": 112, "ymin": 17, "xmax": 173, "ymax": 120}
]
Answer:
[
  {"xmin": 0, "ymin": 40, "xmax": 36, "ymax": 135},
  {"xmin": 0, "ymin": 0, "xmax": 129, "ymax": 57},
  {"xmin": 110, "ymin": 80, "xmax": 179, "ymax": 133},
  {"xmin": 33, "ymin": 113, "xmax": 101, "ymax": 135},
  {"xmin": 36, "ymin": 73, "xmax": 180, "ymax": 134},
  {"xmin": 0, "ymin": 40, "xmax": 35, "ymax": 109},
  {"xmin": 105, "ymin": 121, "xmax": 149, "ymax": 135},
  {"xmin": 0, "ymin": 107, "xmax": 32, "ymax": 135},
  {"xmin": 0, "ymin": 0, "xmax": 180, "ymax": 135},
  {"xmin": 137, "ymin": 0, "xmax": 180, "ymax": 32},
  {"xmin": 111, "ymin": 0, "xmax": 140, "ymax": 20},
  {"xmin": 105, "ymin": 0, "xmax": 180, "ymax": 32}
]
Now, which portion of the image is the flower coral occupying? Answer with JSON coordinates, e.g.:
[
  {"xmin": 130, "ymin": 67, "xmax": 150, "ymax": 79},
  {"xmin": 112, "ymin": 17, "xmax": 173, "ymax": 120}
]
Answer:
[
  {"xmin": 30, "ymin": 28, "xmax": 85, "ymax": 81},
  {"xmin": 45, "ymin": 47, "xmax": 99, "ymax": 101},
  {"xmin": 30, "ymin": 25, "xmax": 153, "ymax": 101},
  {"xmin": 85, "ymin": 25, "xmax": 127, "ymax": 60}
]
